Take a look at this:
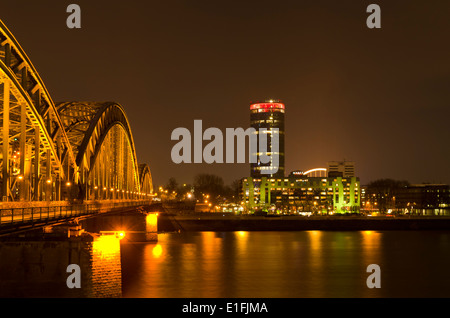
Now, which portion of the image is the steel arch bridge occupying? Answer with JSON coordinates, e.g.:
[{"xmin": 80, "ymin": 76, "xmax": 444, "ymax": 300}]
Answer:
[{"xmin": 0, "ymin": 19, "xmax": 153, "ymax": 203}]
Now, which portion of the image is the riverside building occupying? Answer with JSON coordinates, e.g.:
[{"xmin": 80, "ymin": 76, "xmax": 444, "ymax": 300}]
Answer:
[
  {"xmin": 242, "ymin": 99, "xmax": 360, "ymax": 214},
  {"xmin": 241, "ymin": 169, "xmax": 361, "ymax": 214}
]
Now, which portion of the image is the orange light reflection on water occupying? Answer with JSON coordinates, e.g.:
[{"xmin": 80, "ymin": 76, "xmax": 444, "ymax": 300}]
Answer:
[
  {"xmin": 361, "ymin": 230, "xmax": 382, "ymax": 262},
  {"xmin": 91, "ymin": 233, "xmax": 122, "ymax": 297},
  {"xmin": 152, "ymin": 244, "xmax": 163, "ymax": 258},
  {"xmin": 93, "ymin": 234, "xmax": 121, "ymax": 258}
]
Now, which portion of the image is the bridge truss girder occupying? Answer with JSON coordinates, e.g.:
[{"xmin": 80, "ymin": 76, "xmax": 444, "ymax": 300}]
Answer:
[
  {"xmin": 0, "ymin": 19, "xmax": 153, "ymax": 203},
  {"xmin": 57, "ymin": 101, "xmax": 147, "ymax": 201},
  {"xmin": 0, "ymin": 21, "xmax": 76, "ymax": 202},
  {"xmin": 139, "ymin": 164, "xmax": 153, "ymax": 196}
]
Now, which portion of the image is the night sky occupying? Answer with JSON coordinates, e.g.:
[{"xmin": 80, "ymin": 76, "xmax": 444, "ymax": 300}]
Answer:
[{"xmin": 2, "ymin": 1, "xmax": 449, "ymax": 186}]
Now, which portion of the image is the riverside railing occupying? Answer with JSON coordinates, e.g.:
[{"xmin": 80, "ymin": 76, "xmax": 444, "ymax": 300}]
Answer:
[{"xmin": 0, "ymin": 200, "xmax": 151, "ymax": 226}]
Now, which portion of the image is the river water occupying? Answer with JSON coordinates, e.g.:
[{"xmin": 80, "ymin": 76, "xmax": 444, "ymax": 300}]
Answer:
[
  {"xmin": 120, "ymin": 230, "xmax": 450, "ymax": 298},
  {"xmin": 1, "ymin": 229, "xmax": 450, "ymax": 298}
]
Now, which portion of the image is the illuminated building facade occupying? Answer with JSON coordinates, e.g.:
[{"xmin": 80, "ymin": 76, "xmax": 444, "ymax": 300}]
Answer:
[
  {"xmin": 241, "ymin": 170, "xmax": 361, "ymax": 214},
  {"xmin": 250, "ymin": 100, "xmax": 285, "ymax": 179}
]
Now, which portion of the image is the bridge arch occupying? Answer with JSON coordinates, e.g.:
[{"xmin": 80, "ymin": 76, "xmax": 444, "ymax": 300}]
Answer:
[
  {"xmin": 0, "ymin": 19, "xmax": 152, "ymax": 203},
  {"xmin": 0, "ymin": 20, "xmax": 77, "ymax": 201},
  {"xmin": 139, "ymin": 164, "xmax": 153, "ymax": 197},
  {"xmin": 57, "ymin": 102, "xmax": 142, "ymax": 200}
]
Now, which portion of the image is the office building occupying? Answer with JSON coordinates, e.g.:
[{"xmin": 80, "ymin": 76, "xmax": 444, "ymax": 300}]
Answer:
[
  {"xmin": 250, "ymin": 100, "xmax": 285, "ymax": 179},
  {"xmin": 393, "ymin": 184, "xmax": 449, "ymax": 215},
  {"xmin": 241, "ymin": 170, "xmax": 361, "ymax": 214},
  {"xmin": 327, "ymin": 161, "xmax": 355, "ymax": 177}
]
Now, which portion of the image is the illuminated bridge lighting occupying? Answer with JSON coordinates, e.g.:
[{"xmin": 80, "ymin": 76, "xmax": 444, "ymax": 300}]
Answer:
[{"xmin": 0, "ymin": 18, "xmax": 153, "ymax": 202}]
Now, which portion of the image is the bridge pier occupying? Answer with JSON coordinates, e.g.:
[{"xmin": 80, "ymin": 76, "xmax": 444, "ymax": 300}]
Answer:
[
  {"xmin": 145, "ymin": 212, "xmax": 158, "ymax": 242},
  {"xmin": 0, "ymin": 229, "xmax": 122, "ymax": 297}
]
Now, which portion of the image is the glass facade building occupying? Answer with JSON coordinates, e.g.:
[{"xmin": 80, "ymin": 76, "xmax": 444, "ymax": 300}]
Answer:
[{"xmin": 250, "ymin": 101, "xmax": 285, "ymax": 179}]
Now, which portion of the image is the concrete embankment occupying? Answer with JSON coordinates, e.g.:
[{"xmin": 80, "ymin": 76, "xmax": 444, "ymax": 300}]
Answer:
[{"xmin": 157, "ymin": 214, "xmax": 450, "ymax": 232}]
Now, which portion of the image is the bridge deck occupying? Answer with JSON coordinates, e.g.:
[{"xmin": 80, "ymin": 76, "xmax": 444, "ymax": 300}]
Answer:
[{"xmin": 0, "ymin": 200, "xmax": 151, "ymax": 236}]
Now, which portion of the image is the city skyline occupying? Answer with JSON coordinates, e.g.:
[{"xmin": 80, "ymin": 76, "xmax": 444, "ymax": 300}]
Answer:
[
  {"xmin": 1, "ymin": 2, "xmax": 450, "ymax": 303},
  {"xmin": 1, "ymin": 1, "xmax": 449, "ymax": 187}
]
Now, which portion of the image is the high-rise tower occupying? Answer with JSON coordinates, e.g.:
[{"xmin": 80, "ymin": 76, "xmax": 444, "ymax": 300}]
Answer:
[{"xmin": 250, "ymin": 100, "xmax": 285, "ymax": 179}]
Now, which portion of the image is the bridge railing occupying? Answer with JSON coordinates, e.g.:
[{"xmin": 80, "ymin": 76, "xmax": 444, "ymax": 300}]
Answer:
[{"xmin": 0, "ymin": 200, "xmax": 151, "ymax": 227}]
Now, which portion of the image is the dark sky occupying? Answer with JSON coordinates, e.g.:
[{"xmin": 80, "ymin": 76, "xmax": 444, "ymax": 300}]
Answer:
[{"xmin": 2, "ymin": 0, "xmax": 450, "ymax": 186}]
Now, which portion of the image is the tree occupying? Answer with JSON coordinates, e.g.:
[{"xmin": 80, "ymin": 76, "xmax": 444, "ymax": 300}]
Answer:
[
  {"xmin": 222, "ymin": 179, "xmax": 242, "ymax": 203},
  {"xmin": 166, "ymin": 177, "xmax": 178, "ymax": 192},
  {"xmin": 366, "ymin": 179, "xmax": 410, "ymax": 213},
  {"xmin": 159, "ymin": 177, "xmax": 180, "ymax": 201},
  {"xmin": 193, "ymin": 173, "xmax": 225, "ymax": 204}
]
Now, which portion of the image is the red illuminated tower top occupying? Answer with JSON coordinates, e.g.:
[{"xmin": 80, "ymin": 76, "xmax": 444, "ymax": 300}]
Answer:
[{"xmin": 250, "ymin": 102, "xmax": 285, "ymax": 112}]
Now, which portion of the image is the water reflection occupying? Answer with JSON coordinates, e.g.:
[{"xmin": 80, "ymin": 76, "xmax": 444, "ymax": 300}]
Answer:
[
  {"xmin": 0, "ymin": 231, "xmax": 123, "ymax": 298},
  {"xmin": 121, "ymin": 231, "xmax": 450, "ymax": 298},
  {"xmin": 152, "ymin": 244, "xmax": 163, "ymax": 258},
  {"xmin": 2, "ymin": 229, "xmax": 450, "ymax": 298},
  {"xmin": 360, "ymin": 231, "xmax": 382, "ymax": 262},
  {"xmin": 90, "ymin": 234, "xmax": 123, "ymax": 297}
]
